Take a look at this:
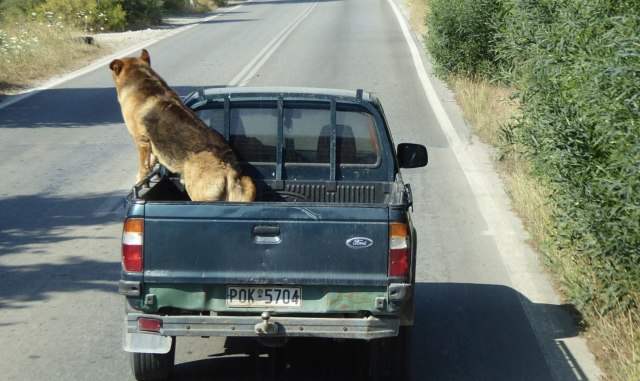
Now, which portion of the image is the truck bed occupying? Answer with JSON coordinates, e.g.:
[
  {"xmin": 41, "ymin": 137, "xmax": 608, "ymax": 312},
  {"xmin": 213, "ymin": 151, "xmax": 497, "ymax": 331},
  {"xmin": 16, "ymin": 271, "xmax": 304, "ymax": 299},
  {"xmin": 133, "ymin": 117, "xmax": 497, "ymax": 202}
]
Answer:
[{"xmin": 137, "ymin": 176, "xmax": 402, "ymax": 204}]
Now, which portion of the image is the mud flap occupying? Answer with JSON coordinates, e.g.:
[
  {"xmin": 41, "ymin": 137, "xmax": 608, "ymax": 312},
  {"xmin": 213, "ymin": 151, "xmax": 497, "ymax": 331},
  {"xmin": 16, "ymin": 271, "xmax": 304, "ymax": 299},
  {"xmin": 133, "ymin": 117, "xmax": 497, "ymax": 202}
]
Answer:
[{"xmin": 123, "ymin": 320, "xmax": 173, "ymax": 354}]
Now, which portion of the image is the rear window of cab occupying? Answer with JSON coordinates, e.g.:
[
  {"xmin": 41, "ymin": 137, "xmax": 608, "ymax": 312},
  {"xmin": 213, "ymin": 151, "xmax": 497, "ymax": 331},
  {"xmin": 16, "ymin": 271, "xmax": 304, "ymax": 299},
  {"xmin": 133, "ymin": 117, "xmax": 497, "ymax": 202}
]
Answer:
[{"xmin": 194, "ymin": 102, "xmax": 381, "ymax": 168}]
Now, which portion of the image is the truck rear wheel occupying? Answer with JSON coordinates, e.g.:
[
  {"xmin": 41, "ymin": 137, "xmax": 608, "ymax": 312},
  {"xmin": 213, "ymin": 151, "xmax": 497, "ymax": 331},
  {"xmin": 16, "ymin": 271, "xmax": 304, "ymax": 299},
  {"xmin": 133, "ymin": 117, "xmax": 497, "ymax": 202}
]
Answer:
[
  {"xmin": 130, "ymin": 338, "xmax": 176, "ymax": 381},
  {"xmin": 366, "ymin": 326, "xmax": 412, "ymax": 381}
]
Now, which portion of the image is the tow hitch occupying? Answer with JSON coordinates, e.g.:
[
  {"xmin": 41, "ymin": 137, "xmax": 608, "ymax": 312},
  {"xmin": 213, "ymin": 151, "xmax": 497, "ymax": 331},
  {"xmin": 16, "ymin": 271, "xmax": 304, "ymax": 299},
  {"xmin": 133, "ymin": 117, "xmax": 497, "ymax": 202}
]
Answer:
[{"xmin": 255, "ymin": 312, "xmax": 279, "ymax": 334}]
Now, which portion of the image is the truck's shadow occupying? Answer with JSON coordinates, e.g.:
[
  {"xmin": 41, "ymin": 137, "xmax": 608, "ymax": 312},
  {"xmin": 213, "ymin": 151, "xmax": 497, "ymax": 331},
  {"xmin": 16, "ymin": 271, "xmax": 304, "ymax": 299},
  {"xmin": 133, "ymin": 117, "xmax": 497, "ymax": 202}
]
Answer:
[
  {"xmin": 167, "ymin": 283, "xmax": 589, "ymax": 381},
  {"xmin": 172, "ymin": 337, "xmax": 366, "ymax": 380},
  {"xmin": 0, "ymin": 86, "xmax": 221, "ymax": 129}
]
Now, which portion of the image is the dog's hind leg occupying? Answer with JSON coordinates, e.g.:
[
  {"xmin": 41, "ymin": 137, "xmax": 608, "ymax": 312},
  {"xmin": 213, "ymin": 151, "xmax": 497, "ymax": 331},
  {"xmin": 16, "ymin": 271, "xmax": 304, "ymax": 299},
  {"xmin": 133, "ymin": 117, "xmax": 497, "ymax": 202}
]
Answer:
[
  {"xmin": 182, "ymin": 152, "xmax": 227, "ymax": 201},
  {"xmin": 134, "ymin": 134, "xmax": 153, "ymax": 185},
  {"xmin": 227, "ymin": 175, "xmax": 256, "ymax": 202}
]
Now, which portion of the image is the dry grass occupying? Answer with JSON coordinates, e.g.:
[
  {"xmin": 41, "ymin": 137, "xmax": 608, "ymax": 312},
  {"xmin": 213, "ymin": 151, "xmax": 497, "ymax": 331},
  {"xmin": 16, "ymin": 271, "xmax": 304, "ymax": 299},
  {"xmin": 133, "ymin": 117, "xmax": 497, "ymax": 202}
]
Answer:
[
  {"xmin": 450, "ymin": 76, "xmax": 515, "ymax": 147},
  {"xmin": 590, "ymin": 308, "xmax": 640, "ymax": 380},
  {"xmin": 404, "ymin": 0, "xmax": 429, "ymax": 36},
  {"xmin": 552, "ymin": 245, "xmax": 640, "ymax": 380},
  {"xmin": 450, "ymin": 76, "xmax": 552, "ymax": 247},
  {"xmin": 0, "ymin": 17, "xmax": 107, "ymax": 97}
]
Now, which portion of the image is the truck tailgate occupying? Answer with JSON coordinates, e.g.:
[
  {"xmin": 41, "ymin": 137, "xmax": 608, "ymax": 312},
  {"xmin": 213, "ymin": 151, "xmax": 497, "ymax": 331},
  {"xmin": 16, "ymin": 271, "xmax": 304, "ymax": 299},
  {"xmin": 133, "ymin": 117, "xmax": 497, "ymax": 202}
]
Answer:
[{"xmin": 142, "ymin": 203, "xmax": 390, "ymax": 286}]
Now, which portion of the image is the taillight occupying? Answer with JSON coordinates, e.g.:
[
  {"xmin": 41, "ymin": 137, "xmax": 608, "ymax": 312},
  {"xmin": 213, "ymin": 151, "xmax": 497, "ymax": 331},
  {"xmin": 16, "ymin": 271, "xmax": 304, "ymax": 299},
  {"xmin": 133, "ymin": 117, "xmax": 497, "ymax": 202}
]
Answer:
[
  {"xmin": 122, "ymin": 218, "xmax": 143, "ymax": 273},
  {"xmin": 389, "ymin": 223, "xmax": 409, "ymax": 277}
]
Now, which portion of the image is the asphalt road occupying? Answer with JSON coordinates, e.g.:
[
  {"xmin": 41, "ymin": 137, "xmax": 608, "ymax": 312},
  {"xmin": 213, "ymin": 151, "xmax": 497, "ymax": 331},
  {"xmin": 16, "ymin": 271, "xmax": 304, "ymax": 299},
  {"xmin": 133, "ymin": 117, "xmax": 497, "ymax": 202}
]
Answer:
[{"xmin": 0, "ymin": 0, "xmax": 604, "ymax": 380}]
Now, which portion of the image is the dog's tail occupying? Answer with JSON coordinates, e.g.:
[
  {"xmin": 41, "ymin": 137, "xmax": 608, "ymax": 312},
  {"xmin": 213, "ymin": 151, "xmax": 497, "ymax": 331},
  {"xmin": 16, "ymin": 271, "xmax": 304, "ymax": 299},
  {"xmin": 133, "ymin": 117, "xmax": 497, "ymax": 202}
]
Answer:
[{"xmin": 227, "ymin": 175, "xmax": 256, "ymax": 202}]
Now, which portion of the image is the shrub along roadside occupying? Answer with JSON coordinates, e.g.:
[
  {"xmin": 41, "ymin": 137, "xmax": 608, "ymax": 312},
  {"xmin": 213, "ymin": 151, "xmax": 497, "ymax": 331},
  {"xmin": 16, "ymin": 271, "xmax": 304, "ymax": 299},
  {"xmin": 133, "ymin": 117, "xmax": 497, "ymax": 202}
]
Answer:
[
  {"xmin": 424, "ymin": 0, "xmax": 504, "ymax": 78},
  {"xmin": 426, "ymin": 0, "xmax": 640, "ymax": 318},
  {"xmin": 497, "ymin": 0, "xmax": 640, "ymax": 316}
]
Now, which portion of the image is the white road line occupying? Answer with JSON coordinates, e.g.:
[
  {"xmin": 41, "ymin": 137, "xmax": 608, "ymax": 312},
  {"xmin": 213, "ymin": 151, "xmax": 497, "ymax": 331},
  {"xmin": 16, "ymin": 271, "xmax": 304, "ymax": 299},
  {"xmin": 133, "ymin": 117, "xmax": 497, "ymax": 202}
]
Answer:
[
  {"xmin": 228, "ymin": 0, "xmax": 318, "ymax": 87},
  {"xmin": 385, "ymin": 0, "xmax": 602, "ymax": 379}
]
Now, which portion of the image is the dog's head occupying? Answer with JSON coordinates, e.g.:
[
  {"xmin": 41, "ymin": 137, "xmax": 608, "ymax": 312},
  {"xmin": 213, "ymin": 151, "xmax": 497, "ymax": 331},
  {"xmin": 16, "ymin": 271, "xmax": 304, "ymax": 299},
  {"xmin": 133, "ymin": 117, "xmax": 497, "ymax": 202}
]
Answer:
[{"xmin": 109, "ymin": 49, "xmax": 152, "ymax": 90}]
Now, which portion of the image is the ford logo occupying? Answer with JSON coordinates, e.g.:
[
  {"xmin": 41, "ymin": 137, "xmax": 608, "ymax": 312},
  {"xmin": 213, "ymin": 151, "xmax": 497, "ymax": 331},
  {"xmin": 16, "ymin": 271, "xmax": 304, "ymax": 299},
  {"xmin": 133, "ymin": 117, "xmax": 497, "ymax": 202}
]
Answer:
[{"xmin": 346, "ymin": 237, "xmax": 374, "ymax": 249}]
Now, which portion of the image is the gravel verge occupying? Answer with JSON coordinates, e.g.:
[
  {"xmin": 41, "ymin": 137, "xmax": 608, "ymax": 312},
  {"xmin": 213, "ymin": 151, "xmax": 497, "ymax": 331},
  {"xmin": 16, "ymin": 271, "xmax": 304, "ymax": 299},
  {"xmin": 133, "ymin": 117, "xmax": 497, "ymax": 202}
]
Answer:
[{"xmin": 94, "ymin": 13, "xmax": 219, "ymax": 52}]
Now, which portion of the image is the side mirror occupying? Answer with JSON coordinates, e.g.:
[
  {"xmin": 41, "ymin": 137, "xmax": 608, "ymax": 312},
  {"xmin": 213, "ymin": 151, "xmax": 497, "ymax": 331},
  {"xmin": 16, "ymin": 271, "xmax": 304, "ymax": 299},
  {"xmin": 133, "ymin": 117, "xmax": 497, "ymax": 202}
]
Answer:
[{"xmin": 397, "ymin": 143, "xmax": 428, "ymax": 168}]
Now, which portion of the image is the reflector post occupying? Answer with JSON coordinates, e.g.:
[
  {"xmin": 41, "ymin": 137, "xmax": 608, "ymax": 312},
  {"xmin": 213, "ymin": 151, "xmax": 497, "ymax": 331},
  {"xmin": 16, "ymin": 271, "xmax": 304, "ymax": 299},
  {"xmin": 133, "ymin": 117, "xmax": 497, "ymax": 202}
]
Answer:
[{"xmin": 138, "ymin": 318, "xmax": 162, "ymax": 333}]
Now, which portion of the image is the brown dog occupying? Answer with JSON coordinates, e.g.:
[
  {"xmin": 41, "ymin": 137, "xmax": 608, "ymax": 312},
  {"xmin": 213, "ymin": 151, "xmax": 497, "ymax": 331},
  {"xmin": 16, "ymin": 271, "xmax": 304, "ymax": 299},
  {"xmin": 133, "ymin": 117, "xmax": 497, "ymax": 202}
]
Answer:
[{"xmin": 109, "ymin": 49, "xmax": 256, "ymax": 202}]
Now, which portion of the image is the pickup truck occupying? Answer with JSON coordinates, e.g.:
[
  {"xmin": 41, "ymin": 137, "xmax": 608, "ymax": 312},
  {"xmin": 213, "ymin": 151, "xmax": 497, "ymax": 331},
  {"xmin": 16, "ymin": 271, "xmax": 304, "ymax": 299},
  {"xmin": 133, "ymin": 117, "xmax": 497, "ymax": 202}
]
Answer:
[{"xmin": 119, "ymin": 87, "xmax": 428, "ymax": 381}]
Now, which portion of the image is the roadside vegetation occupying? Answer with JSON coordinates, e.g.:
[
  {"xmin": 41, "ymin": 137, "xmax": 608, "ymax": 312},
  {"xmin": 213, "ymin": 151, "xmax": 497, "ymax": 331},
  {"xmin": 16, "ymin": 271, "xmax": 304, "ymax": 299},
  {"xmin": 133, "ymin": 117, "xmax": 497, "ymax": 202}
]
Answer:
[
  {"xmin": 0, "ymin": 0, "xmax": 219, "ymax": 97},
  {"xmin": 420, "ymin": 0, "xmax": 640, "ymax": 378}
]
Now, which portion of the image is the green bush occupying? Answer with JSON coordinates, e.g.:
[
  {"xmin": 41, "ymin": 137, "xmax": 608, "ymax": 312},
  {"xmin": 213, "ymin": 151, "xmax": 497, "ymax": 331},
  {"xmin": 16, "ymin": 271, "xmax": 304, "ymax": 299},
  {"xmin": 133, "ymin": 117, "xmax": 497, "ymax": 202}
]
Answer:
[
  {"xmin": 4, "ymin": 0, "xmax": 126, "ymax": 32},
  {"xmin": 427, "ymin": 0, "xmax": 640, "ymax": 315},
  {"xmin": 163, "ymin": 0, "xmax": 188, "ymax": 13},
  {"xmin": 163, "ymin": 0, "xmax": 215, "ymax": 14},
  {"xmin": 35, "ymin": 0, "xmax": 101, "ymax": 31},
  {"xmin": 98, "ymin": 0, "xmax": 127, "ymax": 31},
  {"xmin": 497, "ymin": 0, "xmax": 640, "ymax": 314},
  {"xmin": 120, "ymin": 0, "xmax": 164, "ymax": 29},
  {"xmin": 1, "ymin": 0, "xmax": 46, "ymax": 14},
  {"xmin": 424, "ymin": 0, "xmax": 505, "ymax": 78}
]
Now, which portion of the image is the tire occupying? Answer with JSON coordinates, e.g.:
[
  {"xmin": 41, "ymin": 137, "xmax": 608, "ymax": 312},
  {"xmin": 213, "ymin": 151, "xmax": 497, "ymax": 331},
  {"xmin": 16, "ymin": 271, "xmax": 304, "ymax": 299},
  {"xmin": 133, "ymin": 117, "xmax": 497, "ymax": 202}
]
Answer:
[
  {"xmin": 130, "ymin": 337, "xmax": 176, "ymax": 381},
  {"xmin": 366, "ymin": 326, "xmax": 412, "ymax": 381}
]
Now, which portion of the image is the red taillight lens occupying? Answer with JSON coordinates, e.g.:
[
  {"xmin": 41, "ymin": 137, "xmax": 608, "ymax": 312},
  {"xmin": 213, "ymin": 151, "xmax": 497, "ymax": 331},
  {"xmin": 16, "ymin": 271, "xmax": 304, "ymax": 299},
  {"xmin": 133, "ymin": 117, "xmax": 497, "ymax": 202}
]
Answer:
[
  {"xmin": 122, "ymin": 218, "xmax": 143, "ymax": 273},
  {"xmin": 389, "ymin": 223, "xmax": 409, "ymax": 277},
  {"xmin": 138, "ymin": 318, "xmax": 162, "ymax": 333},
  {"xmin": 389, "ymin": 248, "xmax": 409, "ymax": 276},
  {"xmin": 123, "ymin": 244, "xmax": 143, "ymax": 272}
]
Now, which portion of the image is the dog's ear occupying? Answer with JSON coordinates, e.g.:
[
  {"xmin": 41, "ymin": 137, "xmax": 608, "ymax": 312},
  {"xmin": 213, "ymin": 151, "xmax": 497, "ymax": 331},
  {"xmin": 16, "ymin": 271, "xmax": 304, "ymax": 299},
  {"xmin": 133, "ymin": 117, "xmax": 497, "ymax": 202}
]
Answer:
[
  {"xmin": 109, "ymin": 59, "xmax": 123, "ymax": 76},
  {"xmin": 140, "ymin": 49, "xmax": 151, "ymax": 66}
]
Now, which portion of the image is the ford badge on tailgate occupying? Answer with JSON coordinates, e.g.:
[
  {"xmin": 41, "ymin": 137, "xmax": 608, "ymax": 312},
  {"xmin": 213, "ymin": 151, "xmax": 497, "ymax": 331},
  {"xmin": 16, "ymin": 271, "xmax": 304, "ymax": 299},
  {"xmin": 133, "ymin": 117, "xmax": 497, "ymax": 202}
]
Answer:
[{"xmin": 346, "ymin": 237, "xmax": 374, "ymax": 249}]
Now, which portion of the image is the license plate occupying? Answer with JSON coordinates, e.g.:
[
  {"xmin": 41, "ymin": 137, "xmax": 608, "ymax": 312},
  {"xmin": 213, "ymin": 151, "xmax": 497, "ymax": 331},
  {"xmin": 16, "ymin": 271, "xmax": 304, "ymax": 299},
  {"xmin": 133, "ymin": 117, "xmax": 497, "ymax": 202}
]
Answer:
[{"xmin": 226, "ymin": 286, "xmax": 302, "ymax": 308}]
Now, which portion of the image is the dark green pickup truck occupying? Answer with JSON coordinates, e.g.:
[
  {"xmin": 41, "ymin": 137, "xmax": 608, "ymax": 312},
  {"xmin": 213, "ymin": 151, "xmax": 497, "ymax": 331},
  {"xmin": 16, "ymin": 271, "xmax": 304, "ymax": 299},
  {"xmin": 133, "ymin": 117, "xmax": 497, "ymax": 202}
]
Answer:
[{"xmin": 119, "ymin": 87, "xmax": 427, "ymax": 380}]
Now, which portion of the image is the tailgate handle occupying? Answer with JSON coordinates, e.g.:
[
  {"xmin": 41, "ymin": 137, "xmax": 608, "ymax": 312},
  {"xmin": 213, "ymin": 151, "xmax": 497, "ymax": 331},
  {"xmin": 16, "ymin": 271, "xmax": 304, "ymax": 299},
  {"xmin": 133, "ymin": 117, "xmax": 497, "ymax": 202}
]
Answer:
[{"xmin": 253, "ymin": 225, "xmax": 281, "ymax": 244}]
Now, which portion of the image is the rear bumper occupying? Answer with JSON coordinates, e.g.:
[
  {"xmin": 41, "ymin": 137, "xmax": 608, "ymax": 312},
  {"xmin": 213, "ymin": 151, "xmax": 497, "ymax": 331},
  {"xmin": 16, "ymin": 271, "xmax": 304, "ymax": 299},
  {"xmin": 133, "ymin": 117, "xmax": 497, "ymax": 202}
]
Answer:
[{"xmin": 124, "ymin": 313, "xmax": 399, "ymax": 352}]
